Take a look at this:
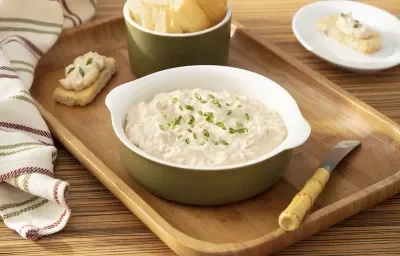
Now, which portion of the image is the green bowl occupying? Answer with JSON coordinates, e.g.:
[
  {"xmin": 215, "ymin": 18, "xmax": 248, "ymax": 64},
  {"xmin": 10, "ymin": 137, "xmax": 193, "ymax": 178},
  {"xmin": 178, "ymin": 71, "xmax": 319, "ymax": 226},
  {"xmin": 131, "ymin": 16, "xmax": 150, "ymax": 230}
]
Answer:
[
  {"xmin": 106, "ymin": 66, "xmax": 311, "ymax": 206},
  {"xmin": 119, "ymin": 141, "xmax": 292, "ymax": 205},
  {"xmin": 123, "ymin": 2, "xmax": 232, "ymax": 78}
]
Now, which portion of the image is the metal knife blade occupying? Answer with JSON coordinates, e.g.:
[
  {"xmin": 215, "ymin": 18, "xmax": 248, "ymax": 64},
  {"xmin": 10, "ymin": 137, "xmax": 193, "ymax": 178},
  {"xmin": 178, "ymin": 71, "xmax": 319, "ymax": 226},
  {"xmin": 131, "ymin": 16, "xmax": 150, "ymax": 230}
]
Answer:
[{"xmin": 319, "ymin": 140, "xmax": 361, "ymax": 174}]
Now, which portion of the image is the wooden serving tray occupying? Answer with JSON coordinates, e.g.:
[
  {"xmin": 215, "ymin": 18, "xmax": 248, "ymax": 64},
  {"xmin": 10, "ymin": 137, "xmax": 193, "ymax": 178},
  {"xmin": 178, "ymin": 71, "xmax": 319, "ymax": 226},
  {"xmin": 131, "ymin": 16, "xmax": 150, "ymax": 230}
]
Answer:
[{"xmin": 31, "ymin": 16, "xmax": 400, "ymax": 255}]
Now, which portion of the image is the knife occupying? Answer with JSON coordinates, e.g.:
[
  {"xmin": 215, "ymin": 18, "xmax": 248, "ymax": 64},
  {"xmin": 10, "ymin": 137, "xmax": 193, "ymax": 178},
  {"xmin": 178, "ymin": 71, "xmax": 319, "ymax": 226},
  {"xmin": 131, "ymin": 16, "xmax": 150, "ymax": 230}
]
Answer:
[{"xmin": 278, "ymin": 140, "xmax": 361, "ymax": 231}]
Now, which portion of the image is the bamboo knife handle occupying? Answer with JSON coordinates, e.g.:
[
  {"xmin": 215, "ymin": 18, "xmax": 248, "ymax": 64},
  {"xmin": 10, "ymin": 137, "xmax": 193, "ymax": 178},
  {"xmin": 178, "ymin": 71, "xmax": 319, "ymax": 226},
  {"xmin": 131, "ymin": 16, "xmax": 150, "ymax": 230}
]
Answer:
[{"xmin": 278, "ymin": 168, "xmax": 330, "ymax": 231}]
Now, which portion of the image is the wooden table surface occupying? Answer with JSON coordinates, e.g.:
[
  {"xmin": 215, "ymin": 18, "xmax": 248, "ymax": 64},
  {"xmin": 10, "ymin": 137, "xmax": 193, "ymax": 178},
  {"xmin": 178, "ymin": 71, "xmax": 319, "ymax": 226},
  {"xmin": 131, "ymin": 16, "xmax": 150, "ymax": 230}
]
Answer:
[{"xmin": 2, "ymin": 0, "xmax": 400, "ymax": 255}]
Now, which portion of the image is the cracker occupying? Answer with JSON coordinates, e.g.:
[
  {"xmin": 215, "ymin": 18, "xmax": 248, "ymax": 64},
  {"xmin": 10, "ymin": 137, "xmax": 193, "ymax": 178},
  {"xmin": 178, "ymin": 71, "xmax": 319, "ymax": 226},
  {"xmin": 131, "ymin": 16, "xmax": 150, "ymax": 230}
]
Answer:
[
  {"xmin": 53, "ymin": 57, "xmax": 116, "ymax": 107},
  {"xmin": 316, "ymin": 14, "xmax": 382, "ymax": 54}
]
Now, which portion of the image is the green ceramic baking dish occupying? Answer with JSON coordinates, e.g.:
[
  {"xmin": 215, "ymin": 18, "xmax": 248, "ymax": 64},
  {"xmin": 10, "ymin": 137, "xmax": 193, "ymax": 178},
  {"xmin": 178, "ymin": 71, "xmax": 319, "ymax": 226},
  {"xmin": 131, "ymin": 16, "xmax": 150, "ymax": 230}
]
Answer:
[{"xmin": 105, "ymin": 66, "xmax": 311, "ymax": 206}]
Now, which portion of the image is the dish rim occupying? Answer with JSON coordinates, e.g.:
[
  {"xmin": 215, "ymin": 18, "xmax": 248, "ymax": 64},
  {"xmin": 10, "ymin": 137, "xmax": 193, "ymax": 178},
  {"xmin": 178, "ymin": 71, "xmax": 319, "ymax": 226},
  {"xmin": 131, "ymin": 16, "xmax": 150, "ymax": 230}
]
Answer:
[
  {"xmin": 106, "ymin": 65, "xmax": 311, "ymax": 171},
  {"xmin": 292, "ymin": 0, "xmax": 400, "ymax": 71}
]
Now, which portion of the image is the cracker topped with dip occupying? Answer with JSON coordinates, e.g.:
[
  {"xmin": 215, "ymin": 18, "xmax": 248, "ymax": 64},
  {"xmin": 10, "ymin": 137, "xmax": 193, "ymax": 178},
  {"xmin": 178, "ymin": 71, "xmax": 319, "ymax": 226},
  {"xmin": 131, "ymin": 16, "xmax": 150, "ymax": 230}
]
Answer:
[
  {"xmin": 316, "ymin": 12, "xmax": 382, "ymax": 54},
  {"xmin": 53, "ymin": 51, "xmax": 116, "ymax": 107}
]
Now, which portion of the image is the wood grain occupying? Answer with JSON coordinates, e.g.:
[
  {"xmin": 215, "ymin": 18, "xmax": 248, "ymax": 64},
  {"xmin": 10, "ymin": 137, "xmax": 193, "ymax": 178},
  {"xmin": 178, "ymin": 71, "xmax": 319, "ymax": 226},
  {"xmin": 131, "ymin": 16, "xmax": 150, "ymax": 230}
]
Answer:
[
  {"xmin": 28, "ymin": 11, "xmax": 400, "ymax": 256},
  {"xmin": 27, "ymin": 15, "xmax": 400, "ymax": 254},
  {"xmin": 1, "ymin": 0, "xmax": 400, "ymax": 255}
]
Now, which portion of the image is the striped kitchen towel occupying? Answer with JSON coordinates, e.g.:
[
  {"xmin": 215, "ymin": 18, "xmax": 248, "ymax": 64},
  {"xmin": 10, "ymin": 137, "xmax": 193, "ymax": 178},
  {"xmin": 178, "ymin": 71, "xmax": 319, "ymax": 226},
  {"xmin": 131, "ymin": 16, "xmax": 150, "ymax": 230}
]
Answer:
[{"xmin": 0, "ymin": 0, "xmax": 97, "ymax": 240}]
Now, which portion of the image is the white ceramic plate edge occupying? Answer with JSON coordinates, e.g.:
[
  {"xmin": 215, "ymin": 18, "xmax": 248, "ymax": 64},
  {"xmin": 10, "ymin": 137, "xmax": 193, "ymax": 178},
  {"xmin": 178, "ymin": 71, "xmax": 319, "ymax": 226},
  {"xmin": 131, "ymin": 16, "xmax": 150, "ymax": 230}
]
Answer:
[{"xmin": 292, "ymin": 1, "xmax": 400, "ymax": 72}]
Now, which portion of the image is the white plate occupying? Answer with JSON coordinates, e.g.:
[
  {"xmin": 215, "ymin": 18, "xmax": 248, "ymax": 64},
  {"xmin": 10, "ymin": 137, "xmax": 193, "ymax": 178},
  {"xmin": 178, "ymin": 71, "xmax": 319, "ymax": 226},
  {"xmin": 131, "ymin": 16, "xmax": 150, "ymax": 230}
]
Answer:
[{"xmin": 292, "ymin": 0, "xmax": 400, "ymax": 72}]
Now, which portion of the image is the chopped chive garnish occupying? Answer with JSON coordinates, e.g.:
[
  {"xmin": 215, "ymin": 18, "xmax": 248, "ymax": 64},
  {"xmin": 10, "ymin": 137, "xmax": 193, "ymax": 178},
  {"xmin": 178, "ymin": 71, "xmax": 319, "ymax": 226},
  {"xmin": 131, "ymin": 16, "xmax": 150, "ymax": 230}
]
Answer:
[
  {"xmin": 195, "ymin": 93, "xmax": 202, "ymax": 100},
  {"xmin": 212, "ymin": 140, "xmax": 219, "ymax": 145},
  {"xmin": 200, "ymin": 100, "xmax": 208, "ymax": 104},
  {"xmin": 208, "ymin": 94, "xmax": 215, "ymax": 99},
  {"xmin": 178, "ymin": 134, "xmax": 183, "ymax": 139},
  {"xmin": 67, "ymin": 67, "xmax": 75, "ymax": 74},
  {"xmin": 353, "ymin": 23, "xmax": 361, "ymax": 28},
  {"xmin": 235, "ymin": 96, "xmax": 240, "ymax": 101},
  {"xmin": 175, "ymin": 115, "xmax": 182, "ymax": 124},
  {"xmin": 188, "ymin": 129, "xmax": 193, "ymax": 133},
  {"xmin": 215, "ymin": 121, "xmax": 226, "ymax": 130},
  {"xmin": 229, "ymin": 128, "xmax": 237, "ymax": 134},
  {"xmin": 225, "ymin": 103, "xmax": 230, "ymax": 106},
  {"xmin": 179, "ymin": 105, "xmax": 183, "ymax": 111},
  {"xmin": 212, "ymin": 99, "xmax": 222, "ymax": 108},
  {"xmin": 185, "ymin": 138, "xmax": 190, "ymax": 144},
  {"xmin": 188, "ymin": 115, "xmax": 195, "ymax": 125},
  {"xmin": 86, "ymin": 57, "xmax": 93, "ymax": 65},
  {"xmin": 227, "ymin": 110, "xmax": 232, "ymax": 115},
  {"xmin": 198, "ymin": 110, "xmax": 203, "ymax": 116},
  {"xmin": 167, "ymin": 115, "xmax": 181, "ymax": 129},
  {"xmin": 203, "ymin": 129, "xmax": 210, "ymax": 137},
  {"xmin": 237, "ymin": 105, "xmax": 242, "ymax": 109},
  {"xmin": 236, "ymin": 121, "xmax": 244, "ymax": 127},
  {"xmin": 237, "ymin": 128, "xmax": 248, "ymax": 134},
  {"xmin": 193, "ymin": 133, "xmax": 197, "ymax": 139},
  {"xmin": 245, "ymin": 113, "xmax": 250, "ymax": 120},
  {"xmin": 159, "ymin": 124, "xmax": 165, "ymax": 131},
  {"xmin": 161, "ymin": 112, "xmax": 167, "ymax": 118},
  {"xmin": 185, "ymin": 105, "xmax": 194, "ymax": 111},
  {"xmin": 79, "ymin": 67, "xmax": 85, "ymax": 77},
  {"xmin": 204, "ymin": 112, "xmax": 214, "ymax": 123},
  {"xmin": 168, "ymin": 118, "xmax": 179, "ymax": 129},
  {"xmin": 221, "ymin": 140, "xmax": 229, "ymax": 146},
  {"xmin": 340, "ymin": 13, "xmax": 346, "ymax": 17},
  {"xmin": 172, "ymin": 98, "xmax": 178, "ymax": 104}
]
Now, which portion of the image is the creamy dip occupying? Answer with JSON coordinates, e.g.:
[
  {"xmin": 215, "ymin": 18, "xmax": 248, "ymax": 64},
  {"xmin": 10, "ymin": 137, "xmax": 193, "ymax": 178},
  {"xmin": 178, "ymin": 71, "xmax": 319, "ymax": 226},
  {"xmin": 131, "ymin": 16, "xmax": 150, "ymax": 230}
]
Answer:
[
  {"xmin": 59, "ymin": 51, "xmax": 106, "ymax": 91},
  {"xmin": 336, "ymin": 12, "xmax": 374, "ymax": 39},
  {"xmin": 124, "ymin": 89, "xmax": 287, "ymax": 167}
]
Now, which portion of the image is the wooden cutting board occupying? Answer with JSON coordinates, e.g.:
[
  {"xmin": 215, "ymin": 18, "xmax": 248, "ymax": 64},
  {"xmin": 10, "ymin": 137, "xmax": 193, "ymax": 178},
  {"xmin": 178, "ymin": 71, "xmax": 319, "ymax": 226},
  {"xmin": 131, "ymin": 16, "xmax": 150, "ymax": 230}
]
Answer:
[{"xmin": 30, "ymin": 16, "xmax": 400, "ymax": 255}]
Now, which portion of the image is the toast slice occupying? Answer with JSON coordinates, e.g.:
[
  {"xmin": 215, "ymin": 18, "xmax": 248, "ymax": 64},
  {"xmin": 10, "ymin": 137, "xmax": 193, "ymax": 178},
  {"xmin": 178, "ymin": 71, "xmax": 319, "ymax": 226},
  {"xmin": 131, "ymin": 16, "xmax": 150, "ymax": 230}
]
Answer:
[
  {"xmin": 196, "ymin": 0, "xmax": 227, "ymax": 25},
  {"xmin": 316, "ymin": 14, "xmax": 382, "ymax": 54},
  {"xmin": 127, "ymin": 0, "xmax": 227, "ymax": 33},
  {"xmin": 53, "ymin": 57, "xmax": 116, "ymax": 107}
]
